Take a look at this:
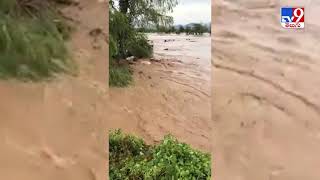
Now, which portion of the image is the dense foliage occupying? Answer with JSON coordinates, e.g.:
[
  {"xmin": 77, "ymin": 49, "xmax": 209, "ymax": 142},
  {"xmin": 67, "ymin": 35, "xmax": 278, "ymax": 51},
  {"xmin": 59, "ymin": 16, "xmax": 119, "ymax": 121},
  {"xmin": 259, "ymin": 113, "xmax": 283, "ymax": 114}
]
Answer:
[
  {"xmin": 113, "ymin": 0, "xmax": 178, "ymax": 28},
  {"xmin": 108, "ymin": 10, "xmax": 134, "ymax": 87},
  {"xmin": 109, "ymin": 10, "xmax": 152, "ymax": 59},
  {"xmin": 0, "ymin": 0, "xmax": 72, "ymax": 80},
  {"xmin": 109, "ymin": 0, "xmax": 177, "ymax": 87},
  {"xmin": 109, "ymin": 129, "xmax": 212, "ymax": 179}
]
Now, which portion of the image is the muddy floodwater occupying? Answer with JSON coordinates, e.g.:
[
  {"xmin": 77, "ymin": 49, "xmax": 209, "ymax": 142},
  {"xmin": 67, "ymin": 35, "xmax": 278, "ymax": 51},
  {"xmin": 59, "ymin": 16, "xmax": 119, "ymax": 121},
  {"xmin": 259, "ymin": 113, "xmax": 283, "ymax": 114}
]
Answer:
[
  {"xmin": 148, "ymin": 33, "xmax": 211, "ymax": 83},
  {"xmin": 212, "ymin": 0, "xmax": 320, "ymax": 179},
  {"xmin": 108, "ymin": 33, "xmax": 212, "ymax": 151},
  {"xmin": 149, "ymin": 34, "xmax": 211, "ymax": 66}
]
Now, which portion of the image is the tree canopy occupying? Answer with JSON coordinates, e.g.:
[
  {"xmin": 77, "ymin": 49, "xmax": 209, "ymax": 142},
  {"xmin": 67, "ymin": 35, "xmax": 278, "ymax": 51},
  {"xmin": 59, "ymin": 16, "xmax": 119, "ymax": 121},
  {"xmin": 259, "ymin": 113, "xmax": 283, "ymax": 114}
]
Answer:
[
  {"xmin": 109, "ymin": 0, "xmax": 178, "ymax": 86},
  {"xmin": 110, "ymin": 0, "xmax": 178, "ymax": 28},
  {"xmin": 109, "ymin": 0, "xmax": 178, "ymax": 59}
]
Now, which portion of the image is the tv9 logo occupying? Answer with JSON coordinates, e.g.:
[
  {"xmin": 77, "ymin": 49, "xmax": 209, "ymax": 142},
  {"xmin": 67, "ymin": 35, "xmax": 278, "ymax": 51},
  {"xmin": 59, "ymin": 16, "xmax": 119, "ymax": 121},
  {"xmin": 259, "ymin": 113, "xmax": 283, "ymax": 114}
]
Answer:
[{"xmin": 281, "ymin": 7, "xmax": 305, "ymax": 29}]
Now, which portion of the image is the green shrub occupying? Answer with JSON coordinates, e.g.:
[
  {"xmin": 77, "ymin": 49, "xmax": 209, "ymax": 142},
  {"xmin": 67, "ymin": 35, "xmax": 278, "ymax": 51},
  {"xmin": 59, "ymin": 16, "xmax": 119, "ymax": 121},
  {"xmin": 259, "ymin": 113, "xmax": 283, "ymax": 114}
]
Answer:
[
  {"xmin": 109, "ymin": 10, "xmax": 133, "ymax": 59},
  {"xmin": 109, "ymin": 129, "xmax": 150, "ymax": 161},
  {"xmin": 109, "ymin": 11, "xmax": 152, "ymax": 59},
  {"xmin": 127, "ymin": 33, "xmax": 152, "ymax": 58},
  {"xmin": 109, "ymin": 129, "xmax": 212, "ymax": 179},
  {"xmin": 109, "ymin": 34, "xmax": 118, "ymax": 60}
]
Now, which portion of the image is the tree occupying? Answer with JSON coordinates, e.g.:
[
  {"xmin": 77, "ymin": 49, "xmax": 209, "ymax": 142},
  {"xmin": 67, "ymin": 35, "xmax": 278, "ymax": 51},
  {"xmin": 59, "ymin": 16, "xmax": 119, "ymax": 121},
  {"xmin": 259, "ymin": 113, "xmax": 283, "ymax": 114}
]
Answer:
[
  {"xmin": 192, "ymin": 23, "xmax": 205, "ymax": 35},
  {"xmin": 185, "ymin": 26, "xmax": 191, "ymax": 35},
  {"xmin": 109, "ymin": 10, "xmax": 133, "ymax": 58},
  {"xmin": 110, "ymin": 0, "xmax": 178, "ymax": 59},
  {"xmin": 169, "ymin": 26, "xmax": 175, "ymax": 33},
  {"xmin": 178, "ymin": 25, "xmax": 185, "ymax": 34},
  {"xmin": 116, "ymin": 0, "xmax": 178, "ymax": 28}
]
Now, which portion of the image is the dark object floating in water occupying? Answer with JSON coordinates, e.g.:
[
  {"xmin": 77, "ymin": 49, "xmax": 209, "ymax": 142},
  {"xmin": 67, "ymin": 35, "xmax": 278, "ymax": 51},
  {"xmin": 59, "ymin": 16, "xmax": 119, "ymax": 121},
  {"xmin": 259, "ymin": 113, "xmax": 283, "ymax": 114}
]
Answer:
[
  {"xmin": 164, "ymin": 39, "xmax": 175, "ymax": 42},
  {"xmin": 186, "ymin": 38, "xmax": 196, "ymax": 42},
  {"xmin": 164, "ymin": 48, "xmax": 169, "ymax": 50}
]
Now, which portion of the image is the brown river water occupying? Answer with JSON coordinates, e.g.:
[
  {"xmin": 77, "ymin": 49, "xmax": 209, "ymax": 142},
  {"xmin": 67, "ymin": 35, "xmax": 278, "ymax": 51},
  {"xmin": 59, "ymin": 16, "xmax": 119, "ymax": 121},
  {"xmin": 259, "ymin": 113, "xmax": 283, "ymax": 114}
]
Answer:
[
  {"xmin": 108, "ymin": 33, "xmax": 212, "ymax": 152},
  {"xmin": 212, "ymin": 0, "xmax": 320, "ymax": 179}
]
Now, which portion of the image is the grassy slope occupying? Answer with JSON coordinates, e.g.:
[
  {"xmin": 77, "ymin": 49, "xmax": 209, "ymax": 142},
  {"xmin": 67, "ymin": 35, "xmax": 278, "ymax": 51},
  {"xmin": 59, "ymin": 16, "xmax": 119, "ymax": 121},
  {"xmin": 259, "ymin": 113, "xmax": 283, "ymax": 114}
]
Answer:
[{"xmin": 0, "ymin": 0, "xmax": 73, "ymax": 81}]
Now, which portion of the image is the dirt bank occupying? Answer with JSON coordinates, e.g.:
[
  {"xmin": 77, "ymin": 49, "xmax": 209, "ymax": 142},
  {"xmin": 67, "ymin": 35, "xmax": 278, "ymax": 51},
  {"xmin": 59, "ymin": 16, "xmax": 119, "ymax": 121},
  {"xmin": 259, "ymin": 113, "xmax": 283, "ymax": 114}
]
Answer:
[
  {"xmin": 0, "ymin": 1, "xmax": 109, "ymax": 180},
  {"xmin": 108, "ymin": 34, "xmax": 212, "ymax": 152},
  {"xmin": 212, "ymin": 0, "xmax": 320, "ymax": 179}
]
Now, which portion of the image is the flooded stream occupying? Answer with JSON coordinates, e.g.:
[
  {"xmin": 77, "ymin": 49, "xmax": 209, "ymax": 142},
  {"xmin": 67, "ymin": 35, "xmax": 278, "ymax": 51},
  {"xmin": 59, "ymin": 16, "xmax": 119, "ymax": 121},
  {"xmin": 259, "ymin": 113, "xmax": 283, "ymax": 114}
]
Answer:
[{"xmin": 109, "ymin": 33, "xmax": 212, "ymax": 151}]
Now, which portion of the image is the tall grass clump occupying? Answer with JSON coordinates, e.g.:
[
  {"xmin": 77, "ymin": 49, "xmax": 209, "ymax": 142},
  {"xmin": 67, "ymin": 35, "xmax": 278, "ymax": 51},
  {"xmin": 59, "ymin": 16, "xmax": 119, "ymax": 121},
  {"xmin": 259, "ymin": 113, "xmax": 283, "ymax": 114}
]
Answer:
[
  {"xmin": 109, "ymin": 58, "xmax": 133, "ymax": 87},
  {"xmin": 0, "ymin": 0, "xmax": 72, "ymax": 80},
  {"xmin": 109, "ymin": 129, "xmax": 212, "ymax": 179}
]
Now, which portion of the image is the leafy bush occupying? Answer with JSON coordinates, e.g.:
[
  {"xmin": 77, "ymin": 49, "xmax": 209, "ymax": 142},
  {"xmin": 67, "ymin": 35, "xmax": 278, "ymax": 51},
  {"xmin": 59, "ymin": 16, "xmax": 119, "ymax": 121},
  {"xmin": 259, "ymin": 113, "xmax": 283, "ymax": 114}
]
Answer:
[
  {"xmin": 109, "ymin": 129, "xmax": 211, "ymax": 179},
  {"xmin": 109, "ymin": 10, "xmax": 153, "ymax": 59},
  {"xmin": 0, "ymin": 1, "xmax": 72, "ymax": 80},
  {"xmin": 109, "ymin": 34, "xmax": 118, "ymax": 60},
  {"xmin": 127, "ymin": 33, "xmax": 152, "ymax": 58},
  {"xmin": 109, "ymin": 10, "xmax": 133, "ymax": 59}
]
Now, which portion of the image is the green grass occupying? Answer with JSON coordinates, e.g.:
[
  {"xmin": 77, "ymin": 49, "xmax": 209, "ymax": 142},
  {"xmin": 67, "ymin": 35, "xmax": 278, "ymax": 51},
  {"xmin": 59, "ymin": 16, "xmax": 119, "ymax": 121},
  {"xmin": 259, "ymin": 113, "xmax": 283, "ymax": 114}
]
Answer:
[
  {"xmin": 109, "ymin": 59, "xmax": 133, "ymax": 87},
  {"xmin": 109, "ymin": 129, "xmax": 212, "ymax": 179},
  {"xmin": 0, "ymin": 2, "xmax": 73, "ymax": 81}
]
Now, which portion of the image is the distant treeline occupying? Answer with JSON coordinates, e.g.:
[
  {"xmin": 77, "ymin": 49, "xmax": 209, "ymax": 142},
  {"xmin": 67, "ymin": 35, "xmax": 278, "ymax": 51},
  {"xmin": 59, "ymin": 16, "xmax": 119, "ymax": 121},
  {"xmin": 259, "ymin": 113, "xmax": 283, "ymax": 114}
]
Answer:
[{"xmin": 137, "ymin": 23, "xmax": 211, "ymax": 35}]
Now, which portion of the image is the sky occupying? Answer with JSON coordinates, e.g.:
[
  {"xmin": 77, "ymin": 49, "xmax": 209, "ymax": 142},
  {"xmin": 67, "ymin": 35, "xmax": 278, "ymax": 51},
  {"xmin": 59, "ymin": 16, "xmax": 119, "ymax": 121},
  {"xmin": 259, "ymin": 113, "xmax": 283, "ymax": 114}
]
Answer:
[{"xmin": 169, "ymin": 0, "xmax": 211, "ymax": 25}]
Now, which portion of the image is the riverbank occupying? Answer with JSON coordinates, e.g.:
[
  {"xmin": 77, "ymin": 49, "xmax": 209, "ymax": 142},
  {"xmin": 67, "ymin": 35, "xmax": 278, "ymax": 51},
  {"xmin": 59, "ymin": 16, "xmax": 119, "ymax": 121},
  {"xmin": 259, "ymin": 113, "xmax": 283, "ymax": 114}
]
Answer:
[{"xmin": 0, "ymin": 1, "xmax": 108, "ymax": 179}]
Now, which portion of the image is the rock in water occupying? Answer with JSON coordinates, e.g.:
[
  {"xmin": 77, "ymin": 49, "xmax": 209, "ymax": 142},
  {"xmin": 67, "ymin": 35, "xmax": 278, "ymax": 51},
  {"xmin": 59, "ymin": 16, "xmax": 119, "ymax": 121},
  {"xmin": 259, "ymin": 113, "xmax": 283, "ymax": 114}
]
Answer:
[
  {"xmin": 126, "ymin": 56, "xmax": 135, "ymax": 61},
  {"xmin": 141, "ymin": 61, "xmax": 151, "ymax": 65},
  {"xmin": 150, "ymin": 58, "xmax": 161, "ymax": 62}
]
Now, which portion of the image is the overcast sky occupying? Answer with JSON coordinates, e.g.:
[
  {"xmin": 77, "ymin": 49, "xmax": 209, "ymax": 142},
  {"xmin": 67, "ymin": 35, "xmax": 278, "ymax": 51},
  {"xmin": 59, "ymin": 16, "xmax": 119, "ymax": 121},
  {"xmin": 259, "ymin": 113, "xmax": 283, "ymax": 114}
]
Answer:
[{"xmin": 169, "ymin": 0, "xmax": 211, "ymax": 25}]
